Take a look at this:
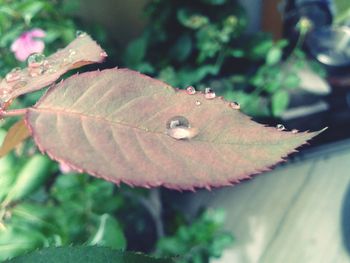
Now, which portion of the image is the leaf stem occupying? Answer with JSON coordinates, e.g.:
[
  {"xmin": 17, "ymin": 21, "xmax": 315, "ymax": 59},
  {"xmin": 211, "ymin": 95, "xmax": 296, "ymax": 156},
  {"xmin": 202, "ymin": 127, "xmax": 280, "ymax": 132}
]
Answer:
[{"xmin": 0, "ymin": 108, "xmax": 28, "ymax": 118}]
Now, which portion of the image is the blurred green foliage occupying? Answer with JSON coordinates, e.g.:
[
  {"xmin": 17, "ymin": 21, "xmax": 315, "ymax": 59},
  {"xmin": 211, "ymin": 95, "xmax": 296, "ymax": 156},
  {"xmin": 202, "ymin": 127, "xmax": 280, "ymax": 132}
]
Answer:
[
  {"xmin": 0, "ymin": 0, "xmax": 78, "ymax": 75},
  {"xmin": 156, "ymin": 209, "xmax": 233, "ymax": 263},
  {"xmin": 0, "ymin": 0, "xmax": 109, "ymax": 76},
  {"xmin": 0, "ymin": 1, "xmax": 233, "ymax": 262},
  {"xmin": 123, "ymin": 0, "xmax": 316, "ymax": 117}
]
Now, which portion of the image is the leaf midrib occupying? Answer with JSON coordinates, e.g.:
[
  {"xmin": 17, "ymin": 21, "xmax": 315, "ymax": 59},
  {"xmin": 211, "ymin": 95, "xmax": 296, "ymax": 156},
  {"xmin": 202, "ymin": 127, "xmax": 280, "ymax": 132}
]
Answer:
[{"xmin": 29, "ymin": 107, "xmax": 309, "ymax": 147}]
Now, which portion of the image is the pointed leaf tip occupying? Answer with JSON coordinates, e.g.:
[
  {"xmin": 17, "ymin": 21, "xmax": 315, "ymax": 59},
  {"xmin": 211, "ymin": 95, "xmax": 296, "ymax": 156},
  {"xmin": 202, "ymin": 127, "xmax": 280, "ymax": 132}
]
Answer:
[
  {"xmin": 0, "ymin": 34, "xmax": 106, "ymax": 108},
  {"xmin": 26, "ymin": 68, "xmax": 323, "ymax": 190}
]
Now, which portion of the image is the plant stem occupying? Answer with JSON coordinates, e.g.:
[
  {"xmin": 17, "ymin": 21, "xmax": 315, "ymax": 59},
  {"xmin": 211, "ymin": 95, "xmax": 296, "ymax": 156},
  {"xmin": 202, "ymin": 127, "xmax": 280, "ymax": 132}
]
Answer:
[
  {"xmin": 122, "ymin": 188, "xmax": 165, "ymax": 239},
  {"xmin": 0, "ymin": 108, "xmax": 28, "ymax": 117},
  {"xmin": 137, "ymin": 189, "xmax": 165, "ymax": 239}
]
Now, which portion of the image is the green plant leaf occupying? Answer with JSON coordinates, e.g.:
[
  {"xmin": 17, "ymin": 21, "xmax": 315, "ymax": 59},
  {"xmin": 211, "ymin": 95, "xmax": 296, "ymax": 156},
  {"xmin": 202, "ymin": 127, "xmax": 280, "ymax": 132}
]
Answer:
[
  {"xmin": 0, "ymin": 34, "xmax": 106, "ymax": 108},
  {"xmin": 5, "ymin": 246, "xmax": 175, "ymax": 263},
  {"xmin": 169, "ymin": 34, "xmax": 192, "ymax": 62},
  {"xmin": 3, "ymin": 154, "xmax": 52, "ymax": 203},
  {"xmin": 271, "ymin": 90, "xmax": 289, "ymax": 117},
  {"xmin": 266, "ymin": 47, "xmax": 282, "ymax": 66},
  {"xmin": 124, "ymin": 37, "xmax": 147, "ymax": 68},
  {"xmin": 0, "ymin": 226, "xmax": 45, "ymax": 261},
  {"xmin": 89, "ymin": 214, "xmax": 127, "ymax": 250},
  {"xmin": 284, "ymin": 74, "xmax": 300, "ymax": 89},
  {"xmin": 25, "ymin": 68, "xmax": 323, "ymax": 190}
]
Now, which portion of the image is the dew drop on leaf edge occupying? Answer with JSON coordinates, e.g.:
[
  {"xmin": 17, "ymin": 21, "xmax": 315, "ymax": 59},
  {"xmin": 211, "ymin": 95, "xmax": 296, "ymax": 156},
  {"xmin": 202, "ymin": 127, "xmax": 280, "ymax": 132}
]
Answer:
[
  {"xmin": 204, "ymin": 87, "xmax": 216, "ymax": 99},
  {"xmin": 100, "ymin": 51, "xmax": 108, "ymax": 58},
  {"xmin": 76, "ymin": 30, "xmax": 87, "ymax": 38},
  {"xmin": 186, "ymin": 86, "xmax": 196, "ymax": 95},
  {"xmin": 229, "ymin": 101, "xmax": 240, "ymax": 110},
  {"xmin": 27, "ymin": 53, "xmax": 45, "ymax": 68},
  {"xmin": 276, "ymin": 124, "xmax": 286, "ymax": 131}
]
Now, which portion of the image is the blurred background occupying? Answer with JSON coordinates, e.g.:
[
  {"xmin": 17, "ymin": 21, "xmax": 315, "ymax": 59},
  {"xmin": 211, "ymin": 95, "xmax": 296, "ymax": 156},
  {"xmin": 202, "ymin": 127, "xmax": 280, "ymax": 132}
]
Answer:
[{"xmin": 0, "ymin": 0, "xmax": 350, "ymax": 262}]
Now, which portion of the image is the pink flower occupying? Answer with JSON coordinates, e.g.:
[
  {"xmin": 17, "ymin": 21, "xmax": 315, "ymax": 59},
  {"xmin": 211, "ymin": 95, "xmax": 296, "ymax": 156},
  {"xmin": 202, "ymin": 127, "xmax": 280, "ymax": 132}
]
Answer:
[{"xmin": 10, "ymin": 28, "xmax": 46, "ymax": 61}]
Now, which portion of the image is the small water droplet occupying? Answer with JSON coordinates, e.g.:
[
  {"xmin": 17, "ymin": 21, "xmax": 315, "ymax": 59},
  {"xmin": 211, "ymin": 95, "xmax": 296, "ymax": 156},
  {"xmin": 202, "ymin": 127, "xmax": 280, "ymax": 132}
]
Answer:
[
  {"xmin": 204, "ymin": 87, "xmax": 216, "ymax": 99},
  {"xmin": 291, "ymin": 129, "xmax": 298, "ymax": 134},
  {"xmin": 186, "ymin": 86, "xmax": 196, "ymax": 95},
  {"xmin": 276, "ymin": 124, "xmax": 286, "ymax": 131},
  {"xmin": 5, "ymin": 67, "xmax": 21, "ymax": 82},
  {"xmin": 47, "ymin": 67, "xmax": 58, "ymax": 74},
  {"xmin": 229, "ymin": 101, "xmax": 240, "ymax": 110},
  {"xmin": 195, "ymin": 100, "xmax": 201, "ymax": 106},
  {"xmin": 13, "ymin": 81, "xmax": 27, "ymax": 89},
  {"xmin": 100, "ymin": 51, "xmax": 108, "ymax": 57},
  {"xmin": 69, "ymin": 48, "xmax": 76, "ymax": 57},
  {"xmin": 27, "ymin": 53, "xmax": 45, "ymax": 68},
  {"xmin": 29, "ymin": 66, "xmax": 44, "ymax": 77},
  {"xmin": 76, "ymin": 30, "xmax": 87, "ymax": 38}
]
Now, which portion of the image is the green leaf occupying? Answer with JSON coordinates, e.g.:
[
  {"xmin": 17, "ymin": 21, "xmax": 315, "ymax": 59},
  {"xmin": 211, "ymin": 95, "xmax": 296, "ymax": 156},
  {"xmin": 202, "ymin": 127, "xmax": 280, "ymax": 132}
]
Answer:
[
  {"xmin": 17, "ymin": 1, "xmax": 45, "ymax": 23},
  {"xmin": 3, "ymin": 154, "xmax": 52, "ymax": 203},
  {"xmin": 169, "ymin": 34, "xmax": 192, "ymax": 62},
  {"xmin": 26, "ymin": 68, "xmax": 323, "ymax": 190},
  {"xmin": 124, "ymin": 37, "xmax": 147, "ymax": 68},
  {"xmin": 250, "ymin": 38, "xmax": 274, "ymax": 59},
  {"xmin": 177, "ymin": 64, "xmax": 219, "ymax": 86},
  {"xmin": 271, "ymin": 90, "xmax": 289, "ymax": 117},
  {"xmin": 177, "ymin": 9, "xmax": 209, "ymax": 30},
  {"xmin": 89, "ymin": 214, "xmax": 127, "ymax": 250},
  {"xmin": 284, "ymin": 74, "xmax": 300, "ymax": 89},
  {"xmin": 266, "ymin": 47, "xmax": 282, "ymax": 66},
  {"xmin": 0, "ymin": 226, "xmax": 45, "ymax": 261},
  {"xmin": 5, "ymin": 246, "xmax": 175, "ymax": 263}
]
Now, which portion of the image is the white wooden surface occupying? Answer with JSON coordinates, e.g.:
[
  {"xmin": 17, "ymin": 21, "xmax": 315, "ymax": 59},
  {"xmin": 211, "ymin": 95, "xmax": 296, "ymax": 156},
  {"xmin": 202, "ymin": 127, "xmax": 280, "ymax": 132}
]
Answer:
[{"xmin": 186, "ymin": 143, "xmax": 350, "ymax": 263}]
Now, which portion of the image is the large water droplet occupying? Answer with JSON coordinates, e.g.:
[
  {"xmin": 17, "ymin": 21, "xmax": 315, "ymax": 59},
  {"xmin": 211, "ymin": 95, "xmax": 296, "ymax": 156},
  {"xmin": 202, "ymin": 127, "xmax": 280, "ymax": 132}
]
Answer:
[
  {"xmin": 166, "ymin": 116, "xmax": 190, "ymax": 129},
  {"xmin": 27, "ymin": 53, "xmax": 45, "ymax": 68},
  {"xmin": 166, "ymin": 116, "xmax": 198, "ymax": 140},
  {"xmin": 76, "ymin": 30, "xmax": 87, "ymax": 38},
  {"xmin": 276, "ymin": 124, "xmax": 286, "ymax": 131},
  {"xmin": 204, "ymin": 88, "xmax": 216, "ymax": 99},
  {"xmin": 229, "ymin": 101, "xmax": 240, "ymax": 110},
  {"xmin": 186, "ymin": 86, "xmax": 196, "ymax": 95},
  {"xmin": 5, "ymin": 67, "xmax": 21, "ymax": 82}
]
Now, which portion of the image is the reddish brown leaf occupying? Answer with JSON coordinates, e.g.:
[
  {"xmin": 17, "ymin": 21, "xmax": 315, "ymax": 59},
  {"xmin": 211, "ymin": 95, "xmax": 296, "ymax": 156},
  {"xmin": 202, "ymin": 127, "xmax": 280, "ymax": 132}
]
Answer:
[
  {"xmin": 25, "ymin": 69, "xmax": 323, "ymax": 190},
  {"xmin": 0, "ymin": 119, "xmax": 30, "ymax": 157},
  {"xmin": 0, "ymin": 34, "xmax": 106, "ymax": 108}
]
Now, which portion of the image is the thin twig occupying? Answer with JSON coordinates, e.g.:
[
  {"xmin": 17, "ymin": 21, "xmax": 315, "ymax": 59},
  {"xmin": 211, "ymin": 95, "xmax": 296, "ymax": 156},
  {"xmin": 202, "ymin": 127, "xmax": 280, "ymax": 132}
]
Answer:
[{"xmin": 121, "ymin": 188, "xmax": 165, "ymax": 238}]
